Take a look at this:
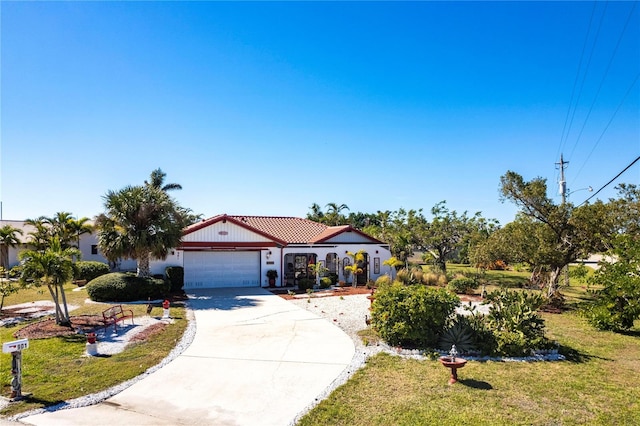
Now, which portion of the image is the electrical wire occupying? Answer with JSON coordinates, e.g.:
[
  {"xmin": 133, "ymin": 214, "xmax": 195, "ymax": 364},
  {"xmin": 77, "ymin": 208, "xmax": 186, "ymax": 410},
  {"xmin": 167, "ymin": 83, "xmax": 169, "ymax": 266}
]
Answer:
[
  {"xmin": 567, "ymin": 0, "xmax": 638, "ymax": 163},
  {"xmin": 559, "ymin": 1, "xmax": 609, "ymax": 158},
  {"xmin": 570, "ymin": 73, "xmax": 640, "ymax": 186},
  {"xmin": 577, "ymin": 156, "xmax": 640, "ymax": 206},
  {"xmin": 557, "ymin": 0, "xmax": 597, "ymax": 161}
]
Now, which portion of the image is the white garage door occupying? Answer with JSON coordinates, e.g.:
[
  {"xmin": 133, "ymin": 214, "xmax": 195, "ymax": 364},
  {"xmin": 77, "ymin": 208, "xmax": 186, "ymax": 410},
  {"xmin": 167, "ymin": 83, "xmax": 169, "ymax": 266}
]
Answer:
[{"xmin": 184, "ymin": 251, "xmax": 260, "ymax": 289}]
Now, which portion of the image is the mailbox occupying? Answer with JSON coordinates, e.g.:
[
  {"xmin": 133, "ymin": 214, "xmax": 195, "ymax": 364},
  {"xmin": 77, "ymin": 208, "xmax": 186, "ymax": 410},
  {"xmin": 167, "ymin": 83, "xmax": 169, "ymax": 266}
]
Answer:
[{"xmin": 3, "ymin": 339, "xmax": 29, "ymax": 353}]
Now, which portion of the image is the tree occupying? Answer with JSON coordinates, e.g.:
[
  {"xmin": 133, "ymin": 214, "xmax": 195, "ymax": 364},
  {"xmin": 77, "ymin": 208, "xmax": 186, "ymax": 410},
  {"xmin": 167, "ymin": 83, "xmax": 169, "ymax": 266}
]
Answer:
[
  {"xmin": 19, "ymin": 238, "xmax": 79, "ymax": 326},
  {"xmin": 582, "ymin": 234, "xmax": 640, "ymax": 331},
  {"xmin": 324, "ymin": 203, "xmax": 350, "ymax": 226},
  {"xmin": 306, "ymin": 203, "xmax": 325, "ymax": 223},
  {"xmin": 382, "ymin": 256, "xmax": 404, "ymax": 280},
  {"xmin": 0, "ymin": 267, "xmax": 19, "ymax": 310},
  {"xmin": 344, "ymin": 250, "xmax": 367, "ymax": 287},
  {"xmin": 145, "ymin": 168, "xmax": 182, "ymax": 192},
  {"xmin": 44, "ymin": 212, "xmax": 93, "ymax": 249},
  {"xmin": 499, "ymin": 171, "xmax": 613, "ymax": 297},
  {"xmin": 418, "ymin": 201, "xmax": 481, "ymax": 273},
  {"xmin": 97, "ymin": 185, "xmax": 188, "ymax": 277},
  {"xmin": 608, "ymin": 183, "xmax": 639, "ymax": 236},
  {"xmin": 0, "ymin": 225, "xmax": 23, "ymax": 271},
  {"xmin": 25, "ymin": 216, "xmax": 52, "ymax": 251}
]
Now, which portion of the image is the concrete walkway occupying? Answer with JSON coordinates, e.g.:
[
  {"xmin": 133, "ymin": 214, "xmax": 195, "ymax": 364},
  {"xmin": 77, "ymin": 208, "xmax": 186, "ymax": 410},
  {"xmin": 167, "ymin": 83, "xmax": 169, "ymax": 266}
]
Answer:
[{"xmin": 20, "ymin": 288, "xmax": 355, "ymax": 425}]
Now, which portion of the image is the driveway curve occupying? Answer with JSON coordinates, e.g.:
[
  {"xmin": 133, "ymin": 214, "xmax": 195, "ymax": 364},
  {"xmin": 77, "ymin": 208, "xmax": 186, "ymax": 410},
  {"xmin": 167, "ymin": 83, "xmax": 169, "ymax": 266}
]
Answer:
[{"xmin": 21, "ymin": 288, "xmax": 355, "ymax": 426}]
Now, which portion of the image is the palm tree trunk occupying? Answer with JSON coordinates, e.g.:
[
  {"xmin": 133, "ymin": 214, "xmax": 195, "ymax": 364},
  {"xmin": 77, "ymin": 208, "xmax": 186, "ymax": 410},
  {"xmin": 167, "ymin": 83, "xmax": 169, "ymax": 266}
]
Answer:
[
  {"xmin": 58, "ymin": 283, "xmax": 71, "ymax": 326},
  {"xmin": 47, "ymin": 285, "xmax": 63, "ymax": 324},
  {"xmin": 0, "ymin": 246, "xmax": 8, "ymax": 270},
  {"xmin": 137, "ymin": 252, "xmax": 151, "ymax": 277}
]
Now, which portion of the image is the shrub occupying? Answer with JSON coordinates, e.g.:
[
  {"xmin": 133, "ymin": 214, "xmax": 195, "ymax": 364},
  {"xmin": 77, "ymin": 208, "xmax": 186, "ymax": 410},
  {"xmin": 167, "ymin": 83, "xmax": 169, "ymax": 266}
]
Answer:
[
  {"xmin": 395, "ymin": 268, "xmax": 411, "ymax": 285},
  {"xmin": 74, "ymin": 261, "xmax": 110, "ymax": 282},
  {"xmin": 326, "ymin": 272, "xmax": 339, "ymax": 285},
  {"xmin": 165, "ymin": 266, "xmax": 184, "ymax": 292},
  {"xmin": 447, "ymin": 277, "xmax": 478, "ymax": 294},
  {"xmin": 86, "ymin": 272, "xmax": 170, "ymax": 302},
  {"xmin": 422, "ymin": 272, "xmax": 440, "ymax": 286},
  {"xmin": 484, "ymin": 289, "xmax": 548, "ymax": 356},
  {"xmin": 319, "ymin": 277, "xmax": 332, "ymax": 289},
  {"xmin": 8, "ymin": 264, "xmax": 23, "ymax": 279},
  {"xmin": 375, "ymin": 274, "xmax": 392, "ymax": 288},
  {"xmin": 297, "ymin": 278, "xmax": 315, "ymax": 292},
  {"xmin": 370, "ymin": 283, "xmax": 460, "ymax": 348},
  {"xmin": 411, "ymin": 267, "xmax": 424, "ymax": 284}
]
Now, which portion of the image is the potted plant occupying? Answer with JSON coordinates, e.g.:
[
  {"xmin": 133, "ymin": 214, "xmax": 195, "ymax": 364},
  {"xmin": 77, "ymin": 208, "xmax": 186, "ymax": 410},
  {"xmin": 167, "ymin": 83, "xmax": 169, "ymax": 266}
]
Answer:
[{"xmin": 266, "ymin": 269, "xmax": 278, "ymax": 288}]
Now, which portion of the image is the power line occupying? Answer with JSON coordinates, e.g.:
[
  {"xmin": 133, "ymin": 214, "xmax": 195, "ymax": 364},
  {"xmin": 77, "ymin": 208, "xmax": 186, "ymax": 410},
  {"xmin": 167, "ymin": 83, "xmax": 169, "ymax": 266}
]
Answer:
[
  {"xmin": 567, "ymin": 0, "xmax": 639, "ymax": 163},
  {"xmin": 559, "ymin": 1, "xmax": 609, "ymax": 157},
  {"xmin": 578, "ymin": 155, "xmax": 640, "ymax": 206},
  {"xmin": 571, "ymin": 72, "xmax": 640, "ymax": 185},
  {"xmin": 557, "ymin": 0, "xmax": 598, "ymax": 161}
]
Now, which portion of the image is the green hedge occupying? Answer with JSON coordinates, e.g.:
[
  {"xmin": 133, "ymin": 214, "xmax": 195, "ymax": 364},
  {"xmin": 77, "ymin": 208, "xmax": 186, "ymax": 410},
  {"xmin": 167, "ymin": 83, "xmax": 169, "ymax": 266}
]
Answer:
[
  {"xmin": 447, "ymin": 277, "xmax": 478, "ymax": 294},
  {"xmin": 74, "ymin": 261, "xmax": 110, "ymax": 282},
  {"xmin": 165, "ymin": 266, "xmax": 184, "ymax": 292},
  {"xmin": 297, "ymin": 278, "xmax": 315, "ymax": 291},
  {"xmin": 86, "ymin": 272, "xmax": 170, "ymax": 302},
  {"xmin": 371, "ymin": 283, "xmax": 460, "ymax": 348}
]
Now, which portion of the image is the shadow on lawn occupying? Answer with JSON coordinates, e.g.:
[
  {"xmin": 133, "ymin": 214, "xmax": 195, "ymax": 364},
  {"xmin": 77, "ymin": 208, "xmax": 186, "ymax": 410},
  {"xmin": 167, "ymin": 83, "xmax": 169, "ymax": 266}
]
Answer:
[
  {"xmin": 617, "ymin": 328, "xmax": 640, "ymax": 338},
  {"xmin": 459, "ymin": 378, "xmax": 493, "ymax": 390},
  {"xmin": 559, "ymin": 344, "xmax": 611, "ymax": 363}
]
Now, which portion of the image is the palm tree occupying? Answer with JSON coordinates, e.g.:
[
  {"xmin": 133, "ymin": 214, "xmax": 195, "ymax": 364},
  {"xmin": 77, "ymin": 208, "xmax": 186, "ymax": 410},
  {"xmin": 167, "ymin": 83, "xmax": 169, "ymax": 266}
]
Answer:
[
  {"xmin": 97, "ymin": 185, "xmax": 187, "ymax": 277},
  {"xmin": 344, "ymin": 250, "xmax": 367, "ymax": 287},
  {"xmin": 145, "ymin": 168, "xmax": 182, "ymax": 192},
  {"xmin": 25, "ymin": 216, "xmax": 51, "ymax": 251},
  {"xmin": 44, "ymin": 212, "xmax": 93, "ymax": 249},
  {"xmin": 0, "ymin": 225, "xmax": 23, "ymax": 272},
  {"xmin": 19, "ymin": 238, "xmax": 79, "ymax": 326},
  {"xmin": 306, "ymin": 203, "xmax": 325, "ymax": 223},
  {"xmin": 325, "ymin": 203, "xmax": 350, "ymax": 226}
]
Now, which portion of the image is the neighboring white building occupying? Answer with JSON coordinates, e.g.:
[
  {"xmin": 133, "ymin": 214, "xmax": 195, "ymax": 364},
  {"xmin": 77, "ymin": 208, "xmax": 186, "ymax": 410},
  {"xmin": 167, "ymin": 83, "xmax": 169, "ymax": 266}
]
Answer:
[
  {"xmin": 2, "ymin": 215, "xmax": 393, "ymax": 289},
  {"xmin": 1, "ymin": 219, "xmax": 136, "ymax": 272}
]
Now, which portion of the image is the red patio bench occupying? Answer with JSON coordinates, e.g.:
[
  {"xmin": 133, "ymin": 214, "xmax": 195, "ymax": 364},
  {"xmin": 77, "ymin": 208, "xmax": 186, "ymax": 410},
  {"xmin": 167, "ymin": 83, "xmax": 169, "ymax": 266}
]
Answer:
[{"xmin": 102, "ymin": 305, "xmax": 134, "ymax": 332}]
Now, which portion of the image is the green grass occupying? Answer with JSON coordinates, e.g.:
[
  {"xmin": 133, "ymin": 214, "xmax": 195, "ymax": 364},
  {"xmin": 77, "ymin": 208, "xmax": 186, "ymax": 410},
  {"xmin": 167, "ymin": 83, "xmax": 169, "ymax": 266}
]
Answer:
[
  {"xmin": 0, "ymin": 283, "xmax": 187, "ymax": 417},
  {"xmin": 299, "ymin": 268, "xmax": 640, "ymax": 426}
]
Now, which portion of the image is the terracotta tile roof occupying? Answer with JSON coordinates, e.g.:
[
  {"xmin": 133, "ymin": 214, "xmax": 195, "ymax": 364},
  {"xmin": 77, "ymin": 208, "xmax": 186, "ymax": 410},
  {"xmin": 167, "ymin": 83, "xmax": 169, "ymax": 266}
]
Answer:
[
  {"xmin": 228, "ymin": 215, "xmax": 328, "ymax": 244},
  {"xmin": 309, "ymin": 225, "xmax": 350, "ymax": 243},
  {"xmin": 184, "ymin": 214, "xmax": 384, "ymax": 245}
]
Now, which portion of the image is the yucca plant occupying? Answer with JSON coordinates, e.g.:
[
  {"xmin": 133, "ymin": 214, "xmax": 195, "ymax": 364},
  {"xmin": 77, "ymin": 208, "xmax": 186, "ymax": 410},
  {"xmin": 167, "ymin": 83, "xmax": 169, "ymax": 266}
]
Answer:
[{"xmin": 439, "ymin": 318, "xmax": 476, "ymax": 354}]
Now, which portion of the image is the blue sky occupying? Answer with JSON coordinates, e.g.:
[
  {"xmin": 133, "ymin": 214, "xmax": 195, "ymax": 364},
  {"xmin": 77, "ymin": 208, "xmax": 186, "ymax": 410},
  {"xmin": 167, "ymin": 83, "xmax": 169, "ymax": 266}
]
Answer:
[{"xmin": 1, "ymin": 1, "xmax": 638, "ymax": 225}]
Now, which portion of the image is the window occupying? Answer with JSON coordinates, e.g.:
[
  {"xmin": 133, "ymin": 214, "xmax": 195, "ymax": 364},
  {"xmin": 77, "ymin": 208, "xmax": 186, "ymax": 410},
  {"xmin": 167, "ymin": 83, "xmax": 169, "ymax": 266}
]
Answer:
[{"xmin": 91, "ymin": 245, "xmax": 98, "ymax": 255}]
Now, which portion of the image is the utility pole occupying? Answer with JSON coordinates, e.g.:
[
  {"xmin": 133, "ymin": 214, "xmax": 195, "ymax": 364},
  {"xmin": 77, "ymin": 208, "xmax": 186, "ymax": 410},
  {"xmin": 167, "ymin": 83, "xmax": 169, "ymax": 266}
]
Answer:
[
  {"xmin": 556, "ymin": 154, "xmax": 570, "ymax": 287},
  {"xmin": 556, "ymin": 154, "xmax": 569, "ymax": 204}
]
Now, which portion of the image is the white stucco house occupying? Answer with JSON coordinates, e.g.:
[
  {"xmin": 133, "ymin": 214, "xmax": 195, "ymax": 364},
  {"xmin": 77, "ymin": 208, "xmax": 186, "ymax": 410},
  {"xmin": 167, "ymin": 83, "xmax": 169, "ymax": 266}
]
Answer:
[
  {"xmin": 2, "ymin": 215, "xmax": 393, "ymax": 289},
  {"xmin": 150, "ymin": 214, "xmax": 393, "ymax": 289}
]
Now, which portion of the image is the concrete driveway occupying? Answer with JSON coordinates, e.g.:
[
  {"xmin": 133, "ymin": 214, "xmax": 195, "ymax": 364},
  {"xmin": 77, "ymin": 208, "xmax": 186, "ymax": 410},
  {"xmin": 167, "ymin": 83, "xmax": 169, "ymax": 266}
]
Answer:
[{"xmin": 20, "ymin": 288, "xmax": 355, "ymax": 425}]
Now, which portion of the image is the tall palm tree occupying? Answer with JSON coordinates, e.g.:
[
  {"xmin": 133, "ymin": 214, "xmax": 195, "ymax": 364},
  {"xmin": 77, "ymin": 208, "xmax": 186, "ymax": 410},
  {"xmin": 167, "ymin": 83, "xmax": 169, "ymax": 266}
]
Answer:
[
  {"xmin": 307, "ymin": 203, "xmax": 325, "ymax": 223},
  {"xmin": 145, "ymin": 168, "xmax": 182, "ymax": 192},
  {"xmin": 25, "ymin": 217, "xmax": 51, "ymax": 251},
  {"xmin": 0, "ymin": 225, "xmax": 23, "ymax": 271},
  {"xmin": 19, "ymin": 238, "xmax": 79, "ymax": 326},
  {"xmin": 97, "ymin": 185, "xmax": 187, "ymax": 277},
  {"xmin": 44, "ymin": 212, "xmax": 93, "ymax": 249},
  {"xmin": 325, "ymin": 203, "xmax": 350, "ymax": 226}
]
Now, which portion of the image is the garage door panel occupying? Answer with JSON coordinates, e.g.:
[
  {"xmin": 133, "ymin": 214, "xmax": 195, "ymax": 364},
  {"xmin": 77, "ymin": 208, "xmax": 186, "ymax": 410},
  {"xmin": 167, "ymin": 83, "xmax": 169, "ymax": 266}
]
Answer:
[{"xmin": 184, "ymin": 251, "xmax": 260, "ymax": 289}]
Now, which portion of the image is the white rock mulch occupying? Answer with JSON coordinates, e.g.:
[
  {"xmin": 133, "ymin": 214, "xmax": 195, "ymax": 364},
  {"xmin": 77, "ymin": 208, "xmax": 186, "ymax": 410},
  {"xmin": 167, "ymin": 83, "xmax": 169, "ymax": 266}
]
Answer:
[{"xmin": 0, "ymin": 301, "xmax": 81, "ymax": 327}]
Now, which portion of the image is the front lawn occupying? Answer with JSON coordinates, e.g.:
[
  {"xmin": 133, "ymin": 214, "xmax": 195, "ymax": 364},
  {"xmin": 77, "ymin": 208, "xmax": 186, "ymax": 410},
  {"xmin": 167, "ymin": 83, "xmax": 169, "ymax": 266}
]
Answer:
[
  {"xmin": 0, "ymin": 283, "xmax": 187, "ymax": 417},
  {"xmin": 298, "ymin": 271, "xmax": 640, "ymax": 426}
]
